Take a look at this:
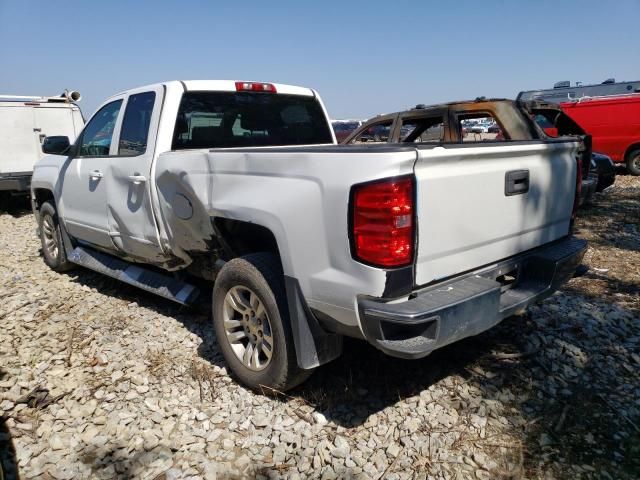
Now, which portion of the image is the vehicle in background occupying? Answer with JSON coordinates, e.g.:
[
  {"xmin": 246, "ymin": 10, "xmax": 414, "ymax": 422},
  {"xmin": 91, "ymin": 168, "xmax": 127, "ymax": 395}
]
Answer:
[
  {"xmin": 530, "ymin": 106, "xmax": 616, "ymax": 195},
  {"xmin": 358, "ymin": 123, "xmax": 391, "ymax": 142},
  {"xmin": 552, "ymin": 94, "xmax": 640, "ymax": 175},
  {"xmin": 518, "ymin": 78, "xmax": 640, "ymax": 104},
  {"xmin": 487, "ymin": 123, "xmax": 501, "ymax": 133},
  {"xmin": 32, "ymin": 85, "xmax": 587, "ymax": 391},
  {"xmin": 345, "ymin": 103, "xmax": 510, "ymax": 145},
  {"xmin": 345, "ymin": 98, "xmax": 594, "ymax": 208},
  {"xmin": 0, "ymin": 91, "xmax": 84, "ymax": 207},
  {"xmin": 591, "ymin": 152, "xmax": 616, "ymax": 192},
  {"xmin": 521, "ymin": 101, "xmax": 604, "ymax": 205},
  {"xmin": 470, "ymin": 122, "xmax": 492, "ymax": 133},
  {"xmin": 331, "ymin": 120, "xmax": 361, "ymax": 143}
]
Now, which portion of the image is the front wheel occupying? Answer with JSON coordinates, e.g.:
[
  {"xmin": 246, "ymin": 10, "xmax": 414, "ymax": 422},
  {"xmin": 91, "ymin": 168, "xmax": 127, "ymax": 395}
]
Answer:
[
  {"xmin": 38, "ymin": 201, "xmax": 74, "ymax": 272},
  {"xmin": 626, "ymin": 148, "xmax": 640, "ymax": 176},
  {"xmin": 212, "ymin": 253, "xmax": 313, "ymax": 392}
]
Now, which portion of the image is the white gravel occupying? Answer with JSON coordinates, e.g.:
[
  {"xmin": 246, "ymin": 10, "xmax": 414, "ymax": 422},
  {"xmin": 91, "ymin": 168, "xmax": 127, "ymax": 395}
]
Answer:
[{"xmin": 1, "ymin": 175, "xmax": 639, "ymax": 479}]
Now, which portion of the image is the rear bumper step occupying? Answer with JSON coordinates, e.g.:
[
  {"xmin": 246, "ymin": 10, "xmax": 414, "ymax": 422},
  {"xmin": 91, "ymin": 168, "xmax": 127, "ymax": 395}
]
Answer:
[{"xmin": 358, "ymin": 236, "xmax": 587, "ymax": 359}]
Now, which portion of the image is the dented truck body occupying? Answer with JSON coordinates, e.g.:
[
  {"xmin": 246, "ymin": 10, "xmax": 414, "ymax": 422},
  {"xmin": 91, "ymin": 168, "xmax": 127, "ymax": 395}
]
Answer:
[{"xmin": 31, "ymin": 81, "xmax": 587, "ymax": 385}]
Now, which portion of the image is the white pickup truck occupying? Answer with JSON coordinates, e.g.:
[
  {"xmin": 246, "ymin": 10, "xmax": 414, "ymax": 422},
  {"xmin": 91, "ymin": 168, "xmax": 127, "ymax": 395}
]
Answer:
[{"xmin": 31, "ymin": 80, "xmax": 587, "ymax": 391}]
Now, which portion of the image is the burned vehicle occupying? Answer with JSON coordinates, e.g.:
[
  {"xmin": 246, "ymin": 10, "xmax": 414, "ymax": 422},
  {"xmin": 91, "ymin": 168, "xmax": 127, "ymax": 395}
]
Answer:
[{"xmin": 344, "ymin": 98, "xmax": 602, "ymax": 205}]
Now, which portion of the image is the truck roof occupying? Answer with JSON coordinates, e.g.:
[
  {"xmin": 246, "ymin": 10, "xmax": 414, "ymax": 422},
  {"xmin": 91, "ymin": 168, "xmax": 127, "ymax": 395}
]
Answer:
[
  {"xmin": 518, "ymin": 79, "xmax": 640, "ymax": 103},
  {"xmin": 558, "ymin": 92, "xmax": 640, "ymax": 107},
  {"xmin": 112, "ymin": 80, "xmax": 316, "ymax": 98},
  {"xmin": 0, "ymin": 95, "xmax": 80, "ymax": 106}
]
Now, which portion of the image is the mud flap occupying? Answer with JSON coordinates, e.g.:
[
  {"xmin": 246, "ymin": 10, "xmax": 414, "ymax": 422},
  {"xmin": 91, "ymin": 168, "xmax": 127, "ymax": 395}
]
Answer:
[{"xmin": 284, "ymin": 276, "xmax": 343, "ymax": 369}]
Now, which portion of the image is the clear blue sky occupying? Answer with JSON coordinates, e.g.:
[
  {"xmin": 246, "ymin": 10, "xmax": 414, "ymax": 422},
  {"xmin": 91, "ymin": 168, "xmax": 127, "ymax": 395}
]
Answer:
[{"xmin": 1, "ymin": 0, "xmax": 638, "ymax": 120}]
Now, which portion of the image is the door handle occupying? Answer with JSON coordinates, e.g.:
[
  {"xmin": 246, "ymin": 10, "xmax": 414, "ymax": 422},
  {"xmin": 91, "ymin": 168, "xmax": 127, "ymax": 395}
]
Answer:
[
  {"xmin": 89, "ymin": 170, "xmax": 103, "ymax": 179},
  {"xmin": 505, "ymin": 169, "xmax": 529, "ymax": 196},
  {"xmin": 128, "ymin": 175, "xmax": 147, "ymax": 185}
]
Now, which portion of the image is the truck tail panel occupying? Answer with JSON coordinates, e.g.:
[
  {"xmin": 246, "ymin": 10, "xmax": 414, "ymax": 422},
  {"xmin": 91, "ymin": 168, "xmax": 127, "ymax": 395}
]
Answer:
[{"xmin": 413, "ymin": 142, "xmax": 579, "ymax": 286}]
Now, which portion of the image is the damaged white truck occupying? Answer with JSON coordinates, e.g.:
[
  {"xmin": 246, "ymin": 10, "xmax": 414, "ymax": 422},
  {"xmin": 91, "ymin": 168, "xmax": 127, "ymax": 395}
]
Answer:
[{"xmin": 31, "ymin": 80, "xmax": 587, "ymax": 391}]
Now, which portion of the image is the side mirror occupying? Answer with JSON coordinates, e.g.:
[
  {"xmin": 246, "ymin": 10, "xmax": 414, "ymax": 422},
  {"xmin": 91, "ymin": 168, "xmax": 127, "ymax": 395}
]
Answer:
[{"xmin": 42, "ymin": 136, "xmax": 71, "ymax": 155}]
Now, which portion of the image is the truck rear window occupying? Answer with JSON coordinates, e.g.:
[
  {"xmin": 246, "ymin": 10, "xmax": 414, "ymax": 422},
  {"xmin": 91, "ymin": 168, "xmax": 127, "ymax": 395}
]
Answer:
[{"xmin": 172, "ymin": 91, "xmax": 333, "ymax": 150}]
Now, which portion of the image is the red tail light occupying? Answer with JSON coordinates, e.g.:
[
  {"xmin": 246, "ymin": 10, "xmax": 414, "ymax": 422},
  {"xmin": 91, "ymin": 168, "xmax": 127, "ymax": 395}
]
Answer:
[
  {"xmin": 351, "ymin": 176, "xmax": 415, "ymax": 268},
  {"xmin": 235, "ymin": 81, "xmax": 277, "ymax": 93}
]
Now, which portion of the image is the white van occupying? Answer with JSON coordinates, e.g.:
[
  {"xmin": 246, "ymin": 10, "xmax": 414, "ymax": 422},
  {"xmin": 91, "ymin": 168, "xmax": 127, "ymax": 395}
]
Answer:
[{"xmin": 0, "ymin": 91, "xmax": 84, "ymax": 197}]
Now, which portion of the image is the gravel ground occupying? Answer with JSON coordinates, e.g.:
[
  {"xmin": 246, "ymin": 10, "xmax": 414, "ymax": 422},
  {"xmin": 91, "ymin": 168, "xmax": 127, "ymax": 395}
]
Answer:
[{"xmin": 1, "ymin": 173, "xmax": 639, "ymax": 480}]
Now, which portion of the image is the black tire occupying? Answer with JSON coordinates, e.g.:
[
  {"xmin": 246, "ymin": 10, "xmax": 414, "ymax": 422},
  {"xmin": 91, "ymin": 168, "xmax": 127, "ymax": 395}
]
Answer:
[
  {"xmin": 0, "ymin": 192, "xmax": 9, "ymax": 212},
  {"xmin": 626, "ymin": 148, "xmax": 640, "ymax": 176},
  {"xmin": 212, "ymin": 253, "xmax": 312, "ymax": 392},
  {"xmin": 38, "ymin": 201, "xmax": 74, "ymax": 272}
]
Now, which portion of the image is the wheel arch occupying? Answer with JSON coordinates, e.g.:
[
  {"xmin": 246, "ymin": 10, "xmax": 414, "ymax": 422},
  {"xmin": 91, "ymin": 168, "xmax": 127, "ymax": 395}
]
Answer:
[
  {"xmin": 213, "ymin": 217, "xmax": 282, "ymax": 263},
  {"xmin": 32, "ymin": 188, "xmax": 55, "ymax": 211},
  {"xmin": 207, "ymin": 216, "xmax": 343, "ymax": 370}
]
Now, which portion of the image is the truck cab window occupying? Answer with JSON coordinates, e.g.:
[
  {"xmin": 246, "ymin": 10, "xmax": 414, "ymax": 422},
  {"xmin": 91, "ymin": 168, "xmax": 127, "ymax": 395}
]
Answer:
[
  {"xmin": 400, "ymin": 116, "xmax": 444, "ymax": 143},
  {"xmin": 78, "ymin": 100, "xmax": 122, "ymax": 157},
  {"xmin": 458, "ymin": 113, "xmax": 505, "ymax": 142},
  {"xmin": 171, "ymin": 91, "xmax": 333, "ymax": 149},
  {"xmin": 349, "ymin": 120, "xmax": 392, "ymax": 143},
  {"xmin": 533, "ymin": 114, "xmax": 558, "ymax": 138},
  {"xmin": 119, "ymin": 92, "xmax": 156, "ymax": 155}
]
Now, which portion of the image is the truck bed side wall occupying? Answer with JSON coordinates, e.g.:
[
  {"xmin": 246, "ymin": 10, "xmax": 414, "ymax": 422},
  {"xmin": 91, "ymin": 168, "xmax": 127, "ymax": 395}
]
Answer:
[{"xmin": 154, "ymin": 146, "xmax": 418, "ymax": 328}]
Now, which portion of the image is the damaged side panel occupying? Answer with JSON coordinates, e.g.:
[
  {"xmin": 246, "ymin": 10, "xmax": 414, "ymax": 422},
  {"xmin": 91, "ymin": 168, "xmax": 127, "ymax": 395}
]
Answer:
[{"xmin": 153, "ymin": 146, "xmax": 418, "ymax": 328}]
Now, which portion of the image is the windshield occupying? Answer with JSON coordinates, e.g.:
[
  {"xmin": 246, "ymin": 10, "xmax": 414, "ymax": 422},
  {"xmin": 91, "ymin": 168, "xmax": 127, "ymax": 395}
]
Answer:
[{"xmin": 172, "ymin": 91, "xmax": 333, "ymax": 149}]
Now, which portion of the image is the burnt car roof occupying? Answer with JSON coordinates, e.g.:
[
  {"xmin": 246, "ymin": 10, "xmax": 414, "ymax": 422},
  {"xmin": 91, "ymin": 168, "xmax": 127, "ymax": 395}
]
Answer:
[
  {"xmin": 344, "ymin": 97, "xmax": 565, "ymax": 145},
  {"xmin": 365, "ymin": 98, "xmax": 519, "ymax": 121}
]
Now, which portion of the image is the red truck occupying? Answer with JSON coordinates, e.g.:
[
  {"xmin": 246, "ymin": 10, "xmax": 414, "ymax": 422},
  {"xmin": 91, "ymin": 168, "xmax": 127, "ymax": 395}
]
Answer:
[{"xmin": 557, "ymin": 94, "xmax": 640, "ymax": 175}]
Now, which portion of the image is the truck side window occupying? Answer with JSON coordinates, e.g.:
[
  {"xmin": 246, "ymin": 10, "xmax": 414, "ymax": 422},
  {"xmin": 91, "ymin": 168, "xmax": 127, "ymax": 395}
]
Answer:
[
  {"xmin": 458, "ymin": 113, "xmax": 506, "ymax": 142},
  {"xmin": 119, "ymin": 92, "xmax": 156, "ymax": 155},
  {"xmin": 78, "ymin": 100, "xmax": 123, "ymax": 157},
  {"xmin": 349, "ymin": 120, "xmax": 392, "ymax": 144},
  {"xmin": 400, "ymin": 116, "xmax": 444, "ymax": 143}
]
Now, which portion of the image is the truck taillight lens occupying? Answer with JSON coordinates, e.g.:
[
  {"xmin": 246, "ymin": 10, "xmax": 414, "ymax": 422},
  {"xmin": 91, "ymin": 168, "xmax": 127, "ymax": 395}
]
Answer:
[
  {"xmin": 235, "ymin": 82, "xmax": 277, "ymax": 93},
  {"xmin": 351, "ymin": 176, "xmax": 415, "ymax": 268}
]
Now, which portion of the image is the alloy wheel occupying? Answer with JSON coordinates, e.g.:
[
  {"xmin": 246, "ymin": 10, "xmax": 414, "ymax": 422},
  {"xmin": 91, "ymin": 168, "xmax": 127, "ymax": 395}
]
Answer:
[
  {"xmin": 42, "ymin": 214, "xmax": 59, "ymax": 260},
  {"xmin": 222, "ymin": 286, "xmax": 274, "ymax": 371}
]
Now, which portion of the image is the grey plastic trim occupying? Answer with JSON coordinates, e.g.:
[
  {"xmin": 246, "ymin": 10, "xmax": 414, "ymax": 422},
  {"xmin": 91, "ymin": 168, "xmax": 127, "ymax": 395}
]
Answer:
[{"xmin": 284, "ymin": 275, "xmax": 343, "ymax": 370}]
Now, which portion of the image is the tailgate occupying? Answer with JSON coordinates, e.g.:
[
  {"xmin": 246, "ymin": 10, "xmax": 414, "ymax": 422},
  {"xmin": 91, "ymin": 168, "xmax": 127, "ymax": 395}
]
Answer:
[{"xmin": 413, "ymin": 142, "xmax": 579, "ymax": 286}]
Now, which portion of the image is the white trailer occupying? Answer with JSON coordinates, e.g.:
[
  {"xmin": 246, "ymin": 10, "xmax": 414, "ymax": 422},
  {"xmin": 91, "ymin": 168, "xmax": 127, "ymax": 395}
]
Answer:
[{"xmin": 0, "ymin": 91, "xmax": 84, "ymax": 198}]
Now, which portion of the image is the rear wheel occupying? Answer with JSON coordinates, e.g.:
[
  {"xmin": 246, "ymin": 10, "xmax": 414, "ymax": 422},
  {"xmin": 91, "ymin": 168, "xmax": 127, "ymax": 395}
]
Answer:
[
  {"xmin": 38, "ymin": 201, "xmax": 74, "ymax": 272},
  {"xmin": 212, "ymin": 253, "xmax": 312, "ymax": 392},
  {"xmin": 626, "ymin": 148, "xmax": 640, "ymax": 176}
]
